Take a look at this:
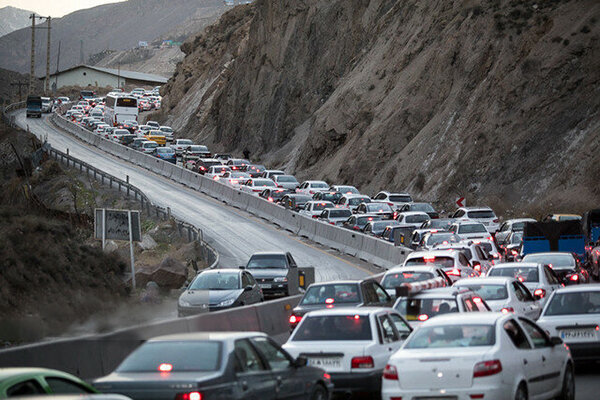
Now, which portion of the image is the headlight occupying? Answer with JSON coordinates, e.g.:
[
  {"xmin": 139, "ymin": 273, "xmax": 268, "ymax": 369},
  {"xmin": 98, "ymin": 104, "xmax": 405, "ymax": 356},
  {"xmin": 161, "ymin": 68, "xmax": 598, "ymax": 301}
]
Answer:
[
  {"xmin": 218, "ymin": 298, "xmax": 235, "ymax": 307},
  {"xmin": 274, "ymin": 277, "xmax": 288, "ymax": 282}
]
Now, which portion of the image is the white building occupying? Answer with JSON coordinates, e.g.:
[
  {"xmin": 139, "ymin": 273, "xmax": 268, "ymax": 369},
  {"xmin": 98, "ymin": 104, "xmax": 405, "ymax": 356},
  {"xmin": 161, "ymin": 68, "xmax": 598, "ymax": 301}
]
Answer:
[{"xmin": 44, "ymin": 64, "xmax": 168, "ymax": 90}]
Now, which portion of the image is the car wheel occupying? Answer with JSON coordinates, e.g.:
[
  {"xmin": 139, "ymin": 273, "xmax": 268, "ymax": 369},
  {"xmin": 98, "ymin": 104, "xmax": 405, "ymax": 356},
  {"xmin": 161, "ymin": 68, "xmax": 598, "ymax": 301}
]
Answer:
[
  {"xmin": 559, "ymin": 364, "xmax": 575, "ymax": 400},
  {"xmin": 515, "ymin": 383, "xmax": 527, "ymax": 400},
  {"xmin": 310, "ymin": 384, "xmax": 327, "ymax": 400}
]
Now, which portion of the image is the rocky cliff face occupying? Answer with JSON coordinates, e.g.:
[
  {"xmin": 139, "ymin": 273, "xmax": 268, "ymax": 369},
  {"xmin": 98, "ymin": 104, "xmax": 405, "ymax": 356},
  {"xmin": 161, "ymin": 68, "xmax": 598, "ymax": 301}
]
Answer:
[{"xmin": 158, "ymin": 0, "xmax": 600, "ymax": 215}]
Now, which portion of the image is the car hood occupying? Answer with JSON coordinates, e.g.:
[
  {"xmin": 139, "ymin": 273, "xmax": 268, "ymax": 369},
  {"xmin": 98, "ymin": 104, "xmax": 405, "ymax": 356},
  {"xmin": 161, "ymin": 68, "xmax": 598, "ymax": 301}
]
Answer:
[
  {"xmin": 247, "ymin": 268, "xmax": 288, "ymax": 279},
  {"xmin": 179, "ymin": 289, "xmax": 242, "ymax": 305}
]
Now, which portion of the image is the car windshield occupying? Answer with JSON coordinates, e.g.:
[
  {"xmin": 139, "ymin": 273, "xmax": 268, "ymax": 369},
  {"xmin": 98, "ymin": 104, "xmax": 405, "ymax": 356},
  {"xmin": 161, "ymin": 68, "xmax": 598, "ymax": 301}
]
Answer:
[
  {"xmin": 312, "ymin": 182, "xmax": 328, "ymax": 188},
  {"xmin": 254, "ymin": 179, "xmax": 276, "ymax": 187},
  {"xmin": 312, "ymin": 202, "xmax": 332, "ymax": 211},
  {"xmin": 458, "ymin": 224, "xmax": 487, "ymax": 233},
  {"xmin": 357, "ymin": 216, "xmax": 382, "ymax": 225},
  {"xmin": 329, "ymin": 209, "xmax": 352, "ymax": 218},
  {"xmin": 292, "ymin": 315, "xmax": 372, "ymax": 341},
  {"xmin": 395, "ymin": 298, "xmax": 459, "ymax": 321},
  {"xmin": 426, "ymin": 233, "xmax": 459, "ymax": 246},
  {"xmin": 247, "ymin": 254, "xmax": 287, "ymax": 269},
  {"xmin": 366, "ymin": 203, "xmax": 392, "ymax": 212},
  {"xmin": 189, "ymin": 272, "xmax": 240, "ymax": 290},
  {"xmin": 389, "ymin": 195, "xmax": 412, "ymax": 203},
  {"xmin": 406, "ymin": 214, "xmax": 430, "ymax": 223},
  {"xmin": 522, "ymin": 254, "xmax": 575, "ymax": 268},
  {"xmin": 488, "ymin": 266, "xmax": 539, "ymax": 282},
  {"xmin": 277, "ymin": 176, "xmax": 297, "ymax": 182},
  {"xmin": 382, "ymin": 271, "xmax": 435, "ymax": 289},
  {"xmin": 156, "ymin": 148, "xmax": 174, "ymax": 154},
  {"xmin": 348, "ymin": 197, "xmax": 370, "ymax": 205},
  {"xmin": 300, "ymin": 284, "xmax": 360, "ymax": 305},
  {"xmin": 412, "ymin": 203, "xmax": 435, "ymax": 212},
  {"xmin": 117, "ymin": 341, "xmax": 221, "ymax": 372},
  {"xmin": 543, "ymin": 291, "xmax": 600, "ymax": 316},
  {"xmin": 457, "ymin": 284, "xmax": 508, "ymax": 300},
  {"xmin": 406, "ymin": 256, "xmax": 454, "ymax": 268},
  {"xmin": 336, "ymin": 186, "xmax": 359, "ymax": 194},
  {"xmin": 467, "ymin": 210, "xmax": 496, "ymax": 218},
  {"xmin": 404, "ymin": 325, "xmax": 495, "ymax": 348}
]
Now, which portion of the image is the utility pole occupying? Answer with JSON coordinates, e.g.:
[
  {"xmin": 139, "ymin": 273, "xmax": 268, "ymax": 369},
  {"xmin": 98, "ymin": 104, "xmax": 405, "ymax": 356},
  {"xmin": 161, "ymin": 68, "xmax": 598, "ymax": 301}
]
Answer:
[
  {"xmin": 28, "ymin": 13, "xmax": 51, "ymax": 95},
  {"xmin": 117, "ymin": 63, "xmax": 121, "ymax": 89},
  {"xmin": 54, "ymin": 40, "xmax": 61, "ymax": 92},
  {"xmin": 45, "ymin": 17, "xmax": 51, "ymax": 95}
]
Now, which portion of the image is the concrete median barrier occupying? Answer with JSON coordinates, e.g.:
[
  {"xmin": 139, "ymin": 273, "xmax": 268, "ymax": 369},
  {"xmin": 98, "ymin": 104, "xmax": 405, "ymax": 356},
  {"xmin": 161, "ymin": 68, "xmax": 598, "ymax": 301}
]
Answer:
[{"xmin": 297, "ymin": 215, "xmax": 319, "ymax": 241}]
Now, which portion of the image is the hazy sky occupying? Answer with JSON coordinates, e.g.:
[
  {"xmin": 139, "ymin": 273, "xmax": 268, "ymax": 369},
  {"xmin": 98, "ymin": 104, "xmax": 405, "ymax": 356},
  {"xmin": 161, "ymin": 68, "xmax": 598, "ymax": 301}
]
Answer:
[{"xmin": 0, "ymin": 0, "xmax": 127, "ymax": 17}]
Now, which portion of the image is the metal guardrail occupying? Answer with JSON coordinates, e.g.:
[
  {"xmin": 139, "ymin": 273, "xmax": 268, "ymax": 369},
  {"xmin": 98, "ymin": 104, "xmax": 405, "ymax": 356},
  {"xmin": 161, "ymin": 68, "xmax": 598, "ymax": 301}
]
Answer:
[{"xmin": 1, "ymin": 101, "xmax": 26, "ymax": 127}]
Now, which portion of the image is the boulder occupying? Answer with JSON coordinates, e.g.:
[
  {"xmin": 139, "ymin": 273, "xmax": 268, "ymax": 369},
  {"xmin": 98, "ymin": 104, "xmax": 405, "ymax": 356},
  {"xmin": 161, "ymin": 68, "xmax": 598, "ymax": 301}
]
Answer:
[
  {"xmin": 138, "ymin": 234, "xmax": 157, "ymax": 250},
  {"xmin": 150, "ymin": 256, "xmax": 187, "ymax": 289}
]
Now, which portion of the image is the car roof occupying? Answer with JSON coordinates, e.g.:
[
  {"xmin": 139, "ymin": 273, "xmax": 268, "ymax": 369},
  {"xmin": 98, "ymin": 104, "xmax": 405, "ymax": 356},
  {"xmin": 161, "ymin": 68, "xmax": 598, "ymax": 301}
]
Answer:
[
  {"xmin": 386, "ymin": 265, "xmax": 440, "ymax": 273},
  {"xmin": 454, "ymin": 276, "xmax": 514, "ymax": 286},
  {"xmin": 522, "ymin": 252, "xmax": 574, "ymax": 257},
  {"xmin": 399, "ymin": 211, "xmax": 429, "ymax": 216},
  {"xmin": 250, "ymin": 251, "xmax": 286, "ymax": 256},
  {"xmin": 454, "ymin": 220, "xmax": 486, "ymax": 226},
  {"xmin": 407, "ymin": 250, "xmax": 458, "ymax": 257},
  {"xmin": 552, "ymin": 283, "xmax": 600, "ymax": 294},
  {"xmin": 305, "ymin": 180, "xmax": 327, "ymax": 184},
  {"xmin": 200, "ymin": 268, "xmax": 240, "ymax": 274},
  {"xmin": 422, "ymin": 312, "xmax": 506, "ymax": 326},
  {"xmin": 459, "ymin": 206, "xmax": 493, "ymax": 211},
  {"xmin": 309, "ymin": 280, "xmax": 361, "ymax": 287},
  {"xmin": 505, "ymin": 218, "xmax": 536, "ymax": 223},
  {"xmin": 378, "ymin": 191, "xmax": 411, "ymax": 196},
  {"xmin": 307, "ymin": 200, "xmax": 334, "ymax": 204},
  {"xmin": 492, "ymin": 262, "xmax": 541, "ymax": 268},
  {"xmin": 0, "ymin": 368, "xmax": 74, "ymax": 381},
  {"xmin": 305, "ymin": 307, "xmax": 390, "ymax": 317},
  {"xmin": 343, "ymin": 194, "xmax": 370, "ymax": 198},
  {"xmin": 148, "ymin": 331, "xmax": 267, "ymax": 342},
  {"xmin": 406, "ymin": 287, "xmax": 474, "ymax": 298}
]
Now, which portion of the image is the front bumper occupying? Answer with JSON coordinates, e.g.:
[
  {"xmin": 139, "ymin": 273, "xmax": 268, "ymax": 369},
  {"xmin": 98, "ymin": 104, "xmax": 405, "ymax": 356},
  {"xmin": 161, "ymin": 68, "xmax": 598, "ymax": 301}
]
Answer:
[
  {"xmin": 260, "ymin": 283, "xmax": 288, "ymax": 297},
  {"xmin": 330, "ymin": 370, "xmax": 382, "ymax": 393},
  {"xmin": 177, "ymin": 305, "xmax": 209, "ymax": 317}
]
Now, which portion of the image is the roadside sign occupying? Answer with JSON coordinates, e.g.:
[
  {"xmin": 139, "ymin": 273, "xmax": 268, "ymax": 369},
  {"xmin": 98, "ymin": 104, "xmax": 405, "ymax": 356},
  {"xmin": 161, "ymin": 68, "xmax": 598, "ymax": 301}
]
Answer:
[{"xmin": 456, "ymin": 197, "xmax": 466, "ymax": 208}]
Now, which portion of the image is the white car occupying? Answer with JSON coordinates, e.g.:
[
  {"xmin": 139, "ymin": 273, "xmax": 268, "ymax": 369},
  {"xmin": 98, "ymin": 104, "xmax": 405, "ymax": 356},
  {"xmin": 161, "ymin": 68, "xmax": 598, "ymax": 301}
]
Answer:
[
  {"xmin": 283, "ymin": 307, "xmax": 412, "ymax": 397},
  {"xmin": 382, "ymin": 313, "xmax": 574, "ymax": 400},
  {"xmin": 298, "ymin": 201, "xmax": 335, "ymax": 218},
  {"xmin": 222, "ymin": 171, "xmax": 251, "ymax": 189},
  {"xmin": 449, "ymin": 221, "xmax": 492, "ymax": 240},
  {"xmin": 93, "ymin": 124, "xmax": 110, "ymax": 136},
  {"xmin": 239, "ymin": 178, "xmax": 277, "ymax": 194},
  {"xmin": 436, "ymin": 242, "xmax": 494, "ymax": 274},
  {"xmin": 372, "ymin": 191, "xmax": 413, "ymax": 208},
  {"xmin": 261, "ymin": 169, "xmax": 285, "ymax": 179},
  {"xmin": 495, "ymin": 218, "xmax": 537, "ymax": 247},
  {"xmin": 139, "ymin": 140, "xmax": 158, "ymax": 154},
  {"xmin": 329, "ymin": 185, "xmax": 360, "ymax": 195},
  {"xmin": 271, "ymin": 174, "xmax": 299, "ymax": 190},
  {"xmin": 170, "ymin": 139, "xmax": 194, "ymax": 155},
  {"xmin": 205, "ymin": 165, "xmax": 231, "ymax": 180},
  {"xmin": 316, "ymin": 208, "xmax": 353, "ymax": 226},
  {"xmin": 487, "ymin": 262, "xmax": 563, "ymax": 307},
  {"xmin": 296, "ymin": 180, "xmax": 329, "ymax": 195},
  {"xmin": 454, "ymin": 277, "xmax": 542, "ymax": 319},
  {"xmin": 475, "ymin": 238, "xmax": 502, "ymax": 263},
  {"xmin": 450, "ymin": 206, "xmax": 500, "ymax": 233},
  {"xmin": 380, "ymin": 265, "xmax": 453, "ymax": 297},
  {"xmin": 404, "ymin": 250, "xmax": 479, "ymax": 282},
  {"xmin": 395, "ymin": 211, "xmax": 431, "ymax": 229},
  {"xmin": 109, "ymin": 128, "xmax": 130, "ymax": 142},
  {"xmin": 537, "ymin": 284, "xmax": 600, "ymax": 363},
  {"xmin": 336, "ymin": 194, "xmax": 371, "ymax": 212}
]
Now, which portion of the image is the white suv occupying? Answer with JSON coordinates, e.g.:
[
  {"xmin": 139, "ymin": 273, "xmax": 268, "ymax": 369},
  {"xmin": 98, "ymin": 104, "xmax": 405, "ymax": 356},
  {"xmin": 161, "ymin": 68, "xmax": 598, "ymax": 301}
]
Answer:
[
  {"xmin": 451, "ymin": 206, "xmax": 500, "ymax": 233},
  {"xmin": 372, "ymin": 191, "xmax": 413, "ymax": 209}
]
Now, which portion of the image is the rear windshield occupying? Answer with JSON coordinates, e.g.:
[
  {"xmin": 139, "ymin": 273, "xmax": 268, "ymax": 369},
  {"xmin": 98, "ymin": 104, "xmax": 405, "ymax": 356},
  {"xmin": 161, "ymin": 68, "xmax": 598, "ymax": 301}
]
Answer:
[
  {"xmin": 488, "ymin": 266, "xmax": 539, "ymax": 282},
  {"xmin": 292, "ymin": 315, "xmax": 371, "ymax": 341},
  {"xmin": 366, "ymin": 203, "xmax": 392, "ymax": 212},
  {"xmin": 254, "ymin": 179, "xmax": 276, "ymax": 187},
  {"xmin": 522, "ymin": 254, "xmax": 575, "ymax": 268},
  {"xmin": 116, "ymin": 97, "xmax": 137, "ymax": 107},
  {"xmin": 394, "ymin": 298, "xmax": 459, "ymax": 321},
  {"xmin": 190, "ymin": 146, "xmax": 209, "ymax": 151},
  {"xmin": 357, "ymin": 216, "xmax": 382, "ymax": 225},
  {"xmin": 312, "ymin": 182, "xmax": 328, "ymax": 188},
  {"xmin": 329, "ymin": 209, "xmax": 352, "ymax": 218},
  {"xmin": 457, "ymin": 284, "xmax": 508, "ymax": 301},
  {"xmin": 156, "ymin": 148, "xmax": 174, "ymax": 154},
  {"xmin": 406, "ymin": 256, "xmax": 454, "ymax": 268},
  {"xmin": 178, "ymin": 140, "xmax": 193, "ymax": 145},
  {"xmin": 389, "ymin": 195, "xmax": 412, "ymax": 203},
  {"xmin": 247, "ymin": 254, "xmax": 287, "ymax": 269},
  {"xmin": 300, "ymin": 284, "xmax": 360, "ymax": 305},
  {"xmin": 336, "ymin": 186, "xmax": 359, "ymax": 194},
  {"xmin": 349, "ymin": 197, "xmax": 370, "ymax": 205},
  {"xmin": 543, "ymin": 291, "xmax": 600, "ymax": 316},
  {"xmin": 513, "ymin": 222, "xmax": 526, "ymax": 231},
  {"xmin": 406, "ymin": 215, "xmax": 430, "ymax": 223},
  {"xmin": 277, "ymin": 176, "xmax": 297, "ymax": 182},
  {"xmin": 480, "ymin": 242, "xmax": 493, "ymax": 253},
  {"xmin": 412, "ymin": 203, "xmax": 435, "ymax": 212},
  {"xmin": 117, "ymin": 341, "xmax": 221, "ymax": 372},
  {"xmin": 426, "ymin": 219, "xmax": 454, "ymax": 229},
  {"xmin": 312, "ymin": 202, "xmax": 332, "ymax": 211},
  {"xmin": 467, "ymin": 210, "xmax": 496, "ymax": 219},
  {"xmin": 213, "ymin": 166, "xmax": 230, "ymax": 173},
  {"xmin": 381, "ymin": 271, "xmax": 435, "ymax": 289},
  {"xmin": 426, "ymin": 233, "xmax": 459, "ymax": 246},
  {"xmin": 458, "ymin": 224, "xmax": 487, "ymax": 233},
  {"xmin": 404, "ymin": 325, "xmax": 495, "ymax": 349}
]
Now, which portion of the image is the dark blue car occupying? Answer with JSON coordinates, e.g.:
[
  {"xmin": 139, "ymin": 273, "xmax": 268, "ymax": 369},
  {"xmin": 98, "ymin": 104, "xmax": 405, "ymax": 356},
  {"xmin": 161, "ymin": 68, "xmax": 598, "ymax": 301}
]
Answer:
[{"xmin": 154, "ymin": 147, "xmax": 176, "ymax": 163}]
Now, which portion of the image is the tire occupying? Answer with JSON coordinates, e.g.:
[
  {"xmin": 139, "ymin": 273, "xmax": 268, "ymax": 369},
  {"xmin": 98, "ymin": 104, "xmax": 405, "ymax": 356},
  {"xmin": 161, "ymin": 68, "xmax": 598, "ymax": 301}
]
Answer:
[
  {"xmin": 559, "ymin": 364, "xmax": 575, "ymax": 400},
  {"xmin": 309, "ymin": 384, "xmax": 327, "ymax": 400},
  {"xmin": 515, "ymin": 383, "xmax": 527, "ymax": 400}
]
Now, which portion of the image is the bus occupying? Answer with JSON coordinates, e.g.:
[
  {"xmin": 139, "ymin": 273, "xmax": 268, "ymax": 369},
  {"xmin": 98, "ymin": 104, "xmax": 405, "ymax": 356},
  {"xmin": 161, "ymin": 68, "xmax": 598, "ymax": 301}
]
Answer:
[
  {"xmin": 80, "ymin": 90, "xmax": 96, "ymax": 100},
  {"xmin": 104, "ymin": 95, "xmax": 138, "ymax": 126}
]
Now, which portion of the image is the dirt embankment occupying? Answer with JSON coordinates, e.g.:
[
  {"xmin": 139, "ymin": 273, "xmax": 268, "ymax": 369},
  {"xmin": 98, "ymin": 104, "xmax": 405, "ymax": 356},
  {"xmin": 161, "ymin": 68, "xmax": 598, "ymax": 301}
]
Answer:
[{"xmin": 155, "ymin": 0, "xmax": 600, "ymax": 216}]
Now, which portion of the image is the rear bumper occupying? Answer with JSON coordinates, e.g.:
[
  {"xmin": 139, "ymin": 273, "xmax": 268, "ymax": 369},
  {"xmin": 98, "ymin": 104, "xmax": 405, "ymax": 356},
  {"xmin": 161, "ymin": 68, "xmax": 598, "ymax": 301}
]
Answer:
[
  {"xmin": 330, "ymin": 370, "xmax": 382, "ymax": 393},
  {"xmin": 567, "ymin": 342, "xmax": 600, "ymax": 361},
  {"xmin": 381, "ymin": 383, "xmax": 507, "ymax": 400}
]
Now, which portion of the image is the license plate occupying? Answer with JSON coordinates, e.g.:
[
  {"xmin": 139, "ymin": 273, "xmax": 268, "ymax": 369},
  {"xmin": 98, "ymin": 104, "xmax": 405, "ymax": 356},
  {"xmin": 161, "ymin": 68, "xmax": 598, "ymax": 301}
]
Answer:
[
  {"xmin": 560, "ymin": 329, "xmax": 596, "ymax": 341},
  {"xmin": 416, "ymin": 397, "xmax": 457, "ymax": 400},
  {"xmin": 308, "ymin": 357, "xmax": 342, "ymax": 369},
  {"xmin": 482, "ymin": 221, "xmax": 489, "ymax": 225},
  {"xmin": 259, "ymin": 284, "xmax": 271, "ymax": 289}
]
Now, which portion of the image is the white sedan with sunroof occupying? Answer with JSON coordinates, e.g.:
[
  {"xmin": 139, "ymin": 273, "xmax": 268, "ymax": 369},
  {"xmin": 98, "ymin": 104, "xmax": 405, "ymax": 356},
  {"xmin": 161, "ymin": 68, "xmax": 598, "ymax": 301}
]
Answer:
[{"xmin": 382, "ymin": 313, "xmax": 574, "ymax": 400}]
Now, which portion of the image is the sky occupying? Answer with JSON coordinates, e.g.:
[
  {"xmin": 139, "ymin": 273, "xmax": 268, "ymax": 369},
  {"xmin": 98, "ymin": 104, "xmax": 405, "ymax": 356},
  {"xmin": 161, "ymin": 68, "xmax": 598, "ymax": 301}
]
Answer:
[{"xmin": 0, "ymin": 0, "xmax": 127, "ymax": 17}]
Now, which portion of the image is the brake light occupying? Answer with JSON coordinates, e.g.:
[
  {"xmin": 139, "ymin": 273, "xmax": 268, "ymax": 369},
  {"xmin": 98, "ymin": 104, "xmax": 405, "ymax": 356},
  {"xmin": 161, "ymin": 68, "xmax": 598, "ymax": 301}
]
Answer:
[
  {"xmin": 289, "ymin": 315, "xmax": 301, "ymax": 324},
  {"xmin": 501, "ymin": 307, "xmax": 515, "ymax": 314},
  {"xmin": 383, "ymin": 364, "xmax": 399, "ymax": 380},
  {"xmin": 424, "ymin": 256, "xmax": 435, "ymax": 262},
  {"xmin": 570, "ymin": 274, "xmax": 579, "ymax": 281},
  {"xmin": 387, "ymin": 202, "xmax": 394, "ymax": 206},
  {"xmin": 325, "ymin": 298, "xmax": 334, "ymax": 304},
  {"xmin": 417, "ymin": 314, "xmax": 429, "ymax": 321},
  {"xmin": 351, "ymin": 356, "xmax": 374, "ymax": 369},
  {"xmin": 268, "ymin": 197, "xmax": 274, "ymax": 202},
  {"xmin": 448, "ymin": 268, "xmax": 460, "ymax": 276},
  {"xmin": 212, "ymin": 176, "xmax": 219, "ymax": 180},
  {"xmin": 353, "ymin": 226, "xmax": 360, "ymax": 230},
  {"xmin": 511, "ymin": 250, "xmax": 518, "ymax": 256},
  {"xmin": 158, "ymin": 363, "xmax": 173, "ymax": 372},
  {"xmin": 329, "ymin": 222, "xmax": 335, "ymax": 225},
  {"xmin": 473, "ymin": 360, "xmax": 502, "ymax": 378},
  {"xmin": 473, "ymin": 264, "xmax": 481, "ymax": 272},
  {"xmin": 534, "ymin": 289, "xmax": 546, "ymax": 298},
  {"xmin": 175, "ymin": 392, "xmax": 202, "ymax": 400},
  {"xmin": 323, "ymin": 373, "xmax": 331, "ymax": 380}
]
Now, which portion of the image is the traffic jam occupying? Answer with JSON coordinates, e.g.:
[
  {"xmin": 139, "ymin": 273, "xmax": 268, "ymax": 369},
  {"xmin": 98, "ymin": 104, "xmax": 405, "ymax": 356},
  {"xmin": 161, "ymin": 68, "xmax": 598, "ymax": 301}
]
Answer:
[{"xmin": 25, "ymin": 90, "xmax": 600, "ymax": 400}]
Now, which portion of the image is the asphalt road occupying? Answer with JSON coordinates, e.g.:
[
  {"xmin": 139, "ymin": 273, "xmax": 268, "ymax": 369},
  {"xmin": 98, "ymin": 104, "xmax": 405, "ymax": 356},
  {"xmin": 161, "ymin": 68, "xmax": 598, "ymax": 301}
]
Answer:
[{"xmin": 14, "ymin": 112, "xmax": 599, "ymax": 399}]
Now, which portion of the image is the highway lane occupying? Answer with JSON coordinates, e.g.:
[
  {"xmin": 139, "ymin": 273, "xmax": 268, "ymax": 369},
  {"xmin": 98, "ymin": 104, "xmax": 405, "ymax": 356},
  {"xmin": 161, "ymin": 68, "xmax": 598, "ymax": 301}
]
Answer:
[{"xmin": 15, "ymin": 111, "xmax": 374, "ymax": 282}]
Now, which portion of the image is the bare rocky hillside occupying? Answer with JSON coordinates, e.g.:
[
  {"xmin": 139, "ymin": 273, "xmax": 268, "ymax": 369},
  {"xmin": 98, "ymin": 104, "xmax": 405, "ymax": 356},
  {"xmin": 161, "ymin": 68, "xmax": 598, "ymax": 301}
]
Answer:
[
  {"xmin": 155, "ymin": 0, "xmax": 600, "ymax": 216},
  {"xmin": 0, "ymin": 6, "xmax": 32, "ymax": 38}
]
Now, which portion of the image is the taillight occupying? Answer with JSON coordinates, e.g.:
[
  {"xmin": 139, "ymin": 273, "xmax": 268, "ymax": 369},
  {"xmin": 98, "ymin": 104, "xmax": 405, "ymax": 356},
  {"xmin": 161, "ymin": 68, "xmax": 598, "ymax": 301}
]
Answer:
[
  {"xmin": 417, "ymin": 314, "xmax": 429, "ymax": 321},
  {"xmin": 353, "ymin": 226, "xmax": 360, "ymax": 230},
  {"xmin": 570, "ymin": 274, "xmax": 579, "ymax": 282},
  {"xmin": 351, "ymin": 356, "xmax": 374, "ymax": 369},
  {"xmin": 493, "ymin": 219, "xmax": 499, "ymax": 223},
  {"xmin": 448, "ymin": 268, "xmax": 460, "ymax": 276},
  {"xmin": 473, "ymin": 359, "xmax": 502, "ymax": 378},
  {"xmin": 501, "ymin": 307, "xmax": 515, "ymax": 314},
  {"xmin": 268, "ymin": 197, "xmax": 274, "ymax": 202},
  {"xmin": 289, "ymin": 315, "xmax": 301, "ymax": 324},
  {"xmin": 312, "ymin": 215, "xmax": 319, "ymax": 219},
  {"xmin": 383, "ymin": 364, "xmax": 399, "ymax": 380},
  {"xmin": 175, "ymin": 392, "xmax": 202, "ymax": 400},
  {"xmin": 534, "ymin": 288, "xmax": 546, "ymax": 298}
]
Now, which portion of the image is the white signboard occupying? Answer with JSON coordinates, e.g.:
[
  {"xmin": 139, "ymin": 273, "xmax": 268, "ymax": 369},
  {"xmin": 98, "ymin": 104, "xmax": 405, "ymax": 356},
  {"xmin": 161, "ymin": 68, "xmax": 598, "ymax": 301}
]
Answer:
[{"xmin": 95, "ymin": 209, "xmax": 141, "ymax": 242}]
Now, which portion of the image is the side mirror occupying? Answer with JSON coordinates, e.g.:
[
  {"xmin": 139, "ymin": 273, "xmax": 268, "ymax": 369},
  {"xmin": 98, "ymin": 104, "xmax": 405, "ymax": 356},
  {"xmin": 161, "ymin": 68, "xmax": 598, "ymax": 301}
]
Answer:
[
  {"xmin": 239, "ymin": 265, "xmax": 246, "ymax": 270},
  {"xmin": 294, "ymin": 356, "xmax": 308, "ymax": 368},
  {"xmin": 533, "ymin": 293, "xmax": 543, "ymax": 301},
  {"xmin": 550, "ymin": 336, "xmax": 563, "ymax": 346},
  {"xmin": 244, "ymin": 285, "xmax": 253, "ymax": 292}
]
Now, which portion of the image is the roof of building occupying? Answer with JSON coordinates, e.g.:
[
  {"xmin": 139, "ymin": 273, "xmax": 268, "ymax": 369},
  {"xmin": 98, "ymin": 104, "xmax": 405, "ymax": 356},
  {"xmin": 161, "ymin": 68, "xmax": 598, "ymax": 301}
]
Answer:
[{"xmin": 43, "ymin": 64, "xmax": 168, "ymax": 84}]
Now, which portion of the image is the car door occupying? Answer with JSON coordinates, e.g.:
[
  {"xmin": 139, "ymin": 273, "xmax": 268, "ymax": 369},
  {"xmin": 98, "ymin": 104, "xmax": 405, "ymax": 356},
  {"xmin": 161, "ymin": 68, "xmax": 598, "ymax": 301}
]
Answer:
[
  {"xmin": 513, "ymin": 281, "xmax": 541, "ymax": 319},
  {"xmin": 233, "ymin": 339, "xmax": 276, "ymax": 400},
  {"xmin": 496, "ymin": 223, "xmax": 510, "ymax": 245},
  {"xmin": 375, "ymin": 313, "xmax": 404, "ymax": 366},
  {"xmin": 250, "ymin": 337, "xmax": 305, "ymax": 400},
  {"xmin": 518, "ymin": 318, "xmax": 563, "ymax": 396},
  {"xmin": 543, "ymin": 265, "xmax": 563, "ymax": 295},
  {"xmin": 241, "ymin": 273, "xmax": 257, "ymax": 304}
]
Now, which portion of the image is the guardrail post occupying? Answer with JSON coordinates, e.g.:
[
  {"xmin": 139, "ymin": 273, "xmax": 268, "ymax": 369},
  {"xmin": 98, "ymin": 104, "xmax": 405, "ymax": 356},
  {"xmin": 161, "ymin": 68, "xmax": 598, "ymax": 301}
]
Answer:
[
  {"xmin": 109, "ymin": 177, "xmax": 113, "ymax": 188},
  {"xmin": 167, "ymin": 207, "xmax": 171, "ymax": 220},
  {"xmin": 126, "ymin": 176, "xmax": 130, "ymax": 198},
  {"xmin": 66, "ymin": 148, "xmax": 69, "ymax": 156}
]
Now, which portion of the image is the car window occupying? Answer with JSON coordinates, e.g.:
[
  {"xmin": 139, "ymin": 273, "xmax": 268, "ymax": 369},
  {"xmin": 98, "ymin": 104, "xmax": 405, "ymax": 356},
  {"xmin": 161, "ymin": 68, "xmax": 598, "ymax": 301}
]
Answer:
[
  {"xmin": 362, "ymin": 283, "xmax": 379, "ymax": 304},
  {"xmin": 234, "ymin": 339, "xmax": 266, "ymax": 373},
  {"xmin": 512, "ymin": 282, "xmax": 527, "ymax": 301},
  {"xmin": 388, "ymin": 313, "xmax": 411, "ymax": 338},
  {"xmin": 45, "ymin": 378, "xmax": 92, "ymax": 394},
  {"xmin": 373, "ymin": 283, "xmax": 391, "ymax": 303},
  {"xmin": 293, "ymin": 315, "xmax": 372, "ymax": 341},
  {"xmin": 503, "ymin": 320, "xmax": 531, "ymax": 349},
  {"xmin": 515, "ymin": 281, "xmax": 534, "ymax": 301},
  {"xmin": 251, "ymin": 337, "xmax": 291, "ymax": 371},
  {"xmin": 395, "ymin": 298, "xmax": 459, "ymax": 321},
  {"xmin": 405, "ymin": 324, "xmax": 494, "ymax": 349},
  {"xmin": 378, "ymin": 314, "xmax": 399, "ymax": 343},
  {"xmin": 241, "ymin": 273, "xmax": 252, "ymax": 287},
  {"xmin": 458, "ymin": 253, "xmax": 470, "ymax": 266},
  {"xmin": 518, "ymin": 319, "xmax": 551, "ymax": 349},
  {"xmin": 300, "ymin": 284, "xmax": 360, "ymax": 305},
  {"xmin": 544, "ymin": 266, "xmax": 560, "ymax": 285},
  {"xmin": 463, "ymin": 297, "xmax": 476, "ymax": 312},
  {"xmin": 6, "ymin": 380, "xmax": 46, "ymax": 397}
]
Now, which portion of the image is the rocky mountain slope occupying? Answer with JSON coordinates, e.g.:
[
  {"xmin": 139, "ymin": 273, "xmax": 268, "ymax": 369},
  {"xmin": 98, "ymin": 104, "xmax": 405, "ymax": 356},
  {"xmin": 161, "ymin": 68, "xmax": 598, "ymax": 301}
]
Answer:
[
  {"xmin": 156, "ymin": 0, "xmax": 600, "ymax": 215},
  {"xmin": 0, "ymin": 0, "xmax": 225, "ymax": 76},
  {"xmin": 0, "ymin": 6, "xmax": 32, "ymax": 38}
]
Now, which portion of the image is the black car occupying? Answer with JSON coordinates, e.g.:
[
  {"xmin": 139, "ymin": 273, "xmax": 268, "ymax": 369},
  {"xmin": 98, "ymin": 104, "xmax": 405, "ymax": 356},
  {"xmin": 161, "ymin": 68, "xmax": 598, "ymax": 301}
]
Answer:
[
  {"xmin": 281, "ymin": 194, "xmax": 312, "ymax": 212},
  {"xmin": 93, "ymin": 332, "xmax": 333, "ymax": 400},
  {"xmin": 260, "ymin": 188, "xmax": 290, "ymax": 203},
  {"xmin": 397, "ymin": 202, "xmax": 439, "ymax": 219},
  {"xmin": 242, "ymin": 252, "xmax": 298, "ymax": 298},
  {"xmin": 247, "ymin": 164, "xmax": 267, "ymax": 178},
  {"xmin": 355, "ymin": 202, "xmax": 395, "ymax": 219},
  {"xmin": 193, "ymin": 158, "xmax": 223, "ymax": 174},
  {"xmin": 342, "ymin": 214, "xmax": 382, "ymax": 231},
  {"xmin": 226, "ymin": 158, "xmax": 251, "ymax": 172},
  {"xmin": 177, "ymin": 269, "xmax": 263, "ymax": 317},
  {"xmin": 312, "ymin": 191, "xmax": 343, "ymax": 203},
  {"xmin": 117, "ymin": 134, "xmax": 137, "ymax": 146},
  {"xmin": 362, "ymin": 220, "xmax": 400, "ymax": 237},
  {"xmin": 288, "ymin": 279, "xmax": 393, "ymax": 330}
]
